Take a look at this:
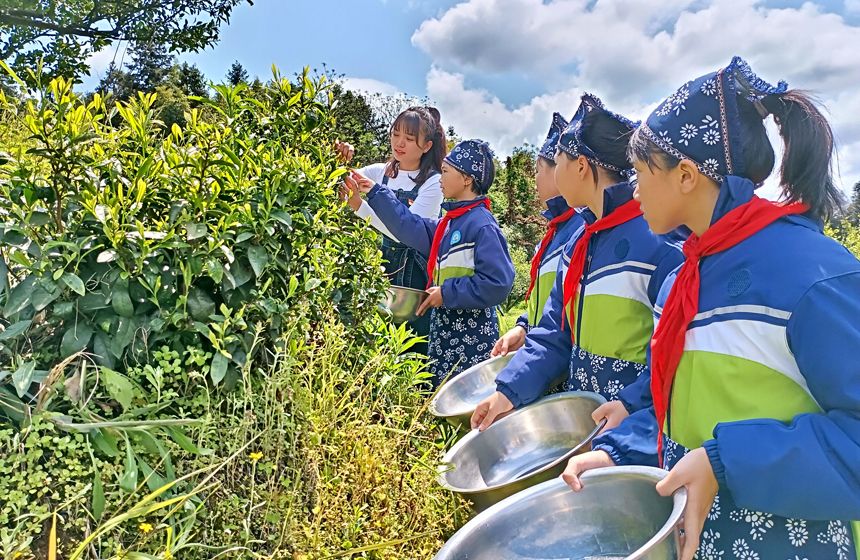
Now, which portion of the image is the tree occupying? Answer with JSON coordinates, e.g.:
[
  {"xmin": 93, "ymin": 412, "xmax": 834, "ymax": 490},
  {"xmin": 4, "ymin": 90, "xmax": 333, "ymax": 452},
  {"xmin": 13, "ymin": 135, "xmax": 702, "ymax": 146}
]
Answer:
[
  {"xmin": 172, "ymin": 62, "xmax": 209, "ymax": 99},
  {"xmin": 847, "ymin": 180, "xmax": 860, "ymax": 226},
  {"xmin": 0, "ymin": 0, "xmax": 252, "ymax": 81},
  {"xmin": 226, "ymin": 60, "xmax": 249, "ymax": 86},
  {"xmin": 127, "ymin": 42, "xmax": 176, "ymax": 93},
  {"xmin": 96, "ymin": 62, "xmax": 135, "ymax": 100},
  {"xmin": 330, "ymin": 83, "xmax": 389, "ymax": 166}
]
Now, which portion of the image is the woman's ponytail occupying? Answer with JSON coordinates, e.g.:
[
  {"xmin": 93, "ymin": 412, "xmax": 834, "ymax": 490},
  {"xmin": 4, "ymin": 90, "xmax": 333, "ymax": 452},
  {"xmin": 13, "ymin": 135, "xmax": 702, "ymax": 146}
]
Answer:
[{"xmin": 762, "ymin": 91, "xmax": 843, "ymax": 220}]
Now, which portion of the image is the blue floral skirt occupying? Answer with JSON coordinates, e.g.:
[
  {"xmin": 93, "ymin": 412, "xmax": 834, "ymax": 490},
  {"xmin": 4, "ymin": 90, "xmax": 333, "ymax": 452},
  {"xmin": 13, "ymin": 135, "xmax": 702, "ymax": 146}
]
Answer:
[
  {"xmin": 427, "ymin": 307, "xmax": 498, "ymax": 387},
  {"xmin": 564, "ymin": 344, "xmax": 646, "ymax": 402},
  {"xmin": 663, "ymin": 436, "xmax": 857, "ymax": 559}
]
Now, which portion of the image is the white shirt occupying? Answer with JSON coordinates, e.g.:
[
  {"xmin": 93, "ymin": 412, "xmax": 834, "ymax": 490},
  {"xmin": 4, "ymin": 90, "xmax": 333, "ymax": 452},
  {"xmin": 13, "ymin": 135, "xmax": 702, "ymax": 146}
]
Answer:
[{"xmin": 355, "ymin": 162, "xmax": 443, "ymax": 242}]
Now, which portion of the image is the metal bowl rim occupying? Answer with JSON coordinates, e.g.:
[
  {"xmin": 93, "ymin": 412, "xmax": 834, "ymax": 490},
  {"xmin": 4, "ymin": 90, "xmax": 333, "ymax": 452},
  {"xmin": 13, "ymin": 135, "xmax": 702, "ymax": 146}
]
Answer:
[
  {"xmin": 437, "ymin": 391, "xmax": 607, "ymax": 494},
  {"xmin": 385, "ymin": 285, "xmax": 429, "ymax": 296},
  {"xmin": 429, "ymin": 351, "xmax": 518, "ymax": 418},
  {"xmin": 435, "ymin": 466, "xmax": 688, "ymax": 560}
]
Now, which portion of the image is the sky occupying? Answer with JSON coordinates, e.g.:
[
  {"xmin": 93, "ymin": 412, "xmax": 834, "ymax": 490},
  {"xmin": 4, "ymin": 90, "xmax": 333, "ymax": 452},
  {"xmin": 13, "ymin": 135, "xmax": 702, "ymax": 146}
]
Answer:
[{"xmin": 83, "ymin": 0, "xmax": 860, "ymax": 195}]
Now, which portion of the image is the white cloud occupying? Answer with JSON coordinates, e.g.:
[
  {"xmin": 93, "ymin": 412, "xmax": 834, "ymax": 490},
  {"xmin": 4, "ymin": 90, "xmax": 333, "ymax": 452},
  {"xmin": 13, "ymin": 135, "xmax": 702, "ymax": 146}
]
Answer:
[
  {"xmin": 413, "ymin": 0, "xmax": 860, "ymax": 193},
  {"xmin": 341, "ymin": 77, "xmax": 403, "ymax": 97},
  {"xmin": 80, "ymin": 43, "xmax": 128, "ymax": 90}
]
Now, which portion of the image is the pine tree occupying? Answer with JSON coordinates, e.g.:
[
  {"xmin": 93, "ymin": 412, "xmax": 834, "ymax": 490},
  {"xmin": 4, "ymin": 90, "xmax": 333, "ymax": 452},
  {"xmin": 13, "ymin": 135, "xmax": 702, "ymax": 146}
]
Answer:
[{"xmin": 226, "ymin": 61, "xmax": 249, "ymax": 86}]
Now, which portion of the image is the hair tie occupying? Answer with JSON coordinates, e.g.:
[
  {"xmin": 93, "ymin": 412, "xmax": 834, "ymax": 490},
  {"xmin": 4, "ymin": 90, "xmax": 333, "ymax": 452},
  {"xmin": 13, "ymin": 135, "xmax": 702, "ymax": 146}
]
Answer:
[{"xmin": 753, "ymin": 99, "xmax": 770, "ymax": 119}]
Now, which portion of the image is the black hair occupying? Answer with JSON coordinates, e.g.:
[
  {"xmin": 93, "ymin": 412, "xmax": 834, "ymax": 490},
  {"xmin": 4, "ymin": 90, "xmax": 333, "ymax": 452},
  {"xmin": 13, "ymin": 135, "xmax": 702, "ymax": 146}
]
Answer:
[
  {"xmin": 560, "ymin": 108, "xmax": 634, "ymax": 184},
  {"xmin": 469, "ymin": 142, "xmax": 496, "ymax": 195},
  {"xmin": 628, "ymin": 90, "xmax": 842, "ymax": 220},
  {"xmin": 538, "ymin": 154, "xmax": 557, "ymax": 168},
  {"xmin": 386, "ymin": 106, "xmax": 447, "ymax": 187}
]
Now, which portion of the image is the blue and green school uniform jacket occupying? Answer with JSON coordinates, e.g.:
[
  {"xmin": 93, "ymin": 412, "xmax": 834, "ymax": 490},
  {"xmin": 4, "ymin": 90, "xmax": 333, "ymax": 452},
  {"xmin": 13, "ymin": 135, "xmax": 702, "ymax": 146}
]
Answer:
[
  {"xmin": 365, "ymin": 185, "xmax": 515, "ymax": 309},
  {"xmin": 495, "ymin": 182, "xmax": 684, "ymax": 406},
  {"xmin": 516, "ymin": 196, "xmax": 584, "ymax": 330},
  {"xmin": 595, "ymin": 177, "xmax": 860, "ymax": 558}
]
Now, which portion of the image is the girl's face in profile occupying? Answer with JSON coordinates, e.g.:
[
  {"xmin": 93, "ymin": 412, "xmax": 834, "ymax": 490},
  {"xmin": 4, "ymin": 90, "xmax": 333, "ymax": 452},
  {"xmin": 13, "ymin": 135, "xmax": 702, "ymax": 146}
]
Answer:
[{"xmin": 441, "ymin": 162, "xmax": 474, "ymax": 200}]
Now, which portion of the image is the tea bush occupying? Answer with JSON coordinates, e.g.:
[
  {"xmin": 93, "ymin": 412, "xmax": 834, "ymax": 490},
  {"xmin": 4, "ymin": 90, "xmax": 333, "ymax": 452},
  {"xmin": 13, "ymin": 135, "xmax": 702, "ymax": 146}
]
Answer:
[{"xmin": 0, "ymin": 67, "xmax": 464, "ymax": 558}]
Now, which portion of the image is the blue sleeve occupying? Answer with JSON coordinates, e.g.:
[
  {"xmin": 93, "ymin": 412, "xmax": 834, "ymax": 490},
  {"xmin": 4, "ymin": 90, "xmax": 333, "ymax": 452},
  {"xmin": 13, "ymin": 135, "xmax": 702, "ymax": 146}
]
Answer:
[
  {"xmin": 704, "ymin": 272, "xmax": 860, "ymax": 519},
  {"xmin": 592, "ymin": 406, "xmax": 659, "ymax": 467},
  {"xmin": 495, "ymin": 246, "xmax": 572, "ymax": 408},
  {"xmin": 515, "ymin": 312, "xmax": 529, "ymax": 330},
  {"xmin": 365, "ymin": 184, "xmax": 437, "ymax": 257},
  {"xmin": 441, "ymin": 225, "xmax": 515, "ymax": 309},
  {"xmin": 617, "ymin": 369, "xmax": 652, "ymax": 412}
]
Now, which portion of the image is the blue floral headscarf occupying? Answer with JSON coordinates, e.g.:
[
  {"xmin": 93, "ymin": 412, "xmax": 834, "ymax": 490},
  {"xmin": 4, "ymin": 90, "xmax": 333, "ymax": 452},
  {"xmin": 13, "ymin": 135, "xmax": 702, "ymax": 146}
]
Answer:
[
  {"xmin": 639, "ymin": 56, "xmax": 788, "ymax": 183},
  {"xmin": 445, "ymin": 139, "xmax": 496, "ymax": 194},
  {"xmin": 558, "ymin": 93, "xmax": 639, "ymax": 178}
]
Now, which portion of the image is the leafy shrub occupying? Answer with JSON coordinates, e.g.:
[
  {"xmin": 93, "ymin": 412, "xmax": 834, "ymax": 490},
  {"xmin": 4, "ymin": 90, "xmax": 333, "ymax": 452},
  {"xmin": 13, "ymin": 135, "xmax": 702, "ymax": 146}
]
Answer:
[
  {"xmin": 0, "ymin": 67, "xmax": 471, "ymax": 558},
  {"xmin": 0, "ymin": 67, "xmax": 385, "ymax": 412}
]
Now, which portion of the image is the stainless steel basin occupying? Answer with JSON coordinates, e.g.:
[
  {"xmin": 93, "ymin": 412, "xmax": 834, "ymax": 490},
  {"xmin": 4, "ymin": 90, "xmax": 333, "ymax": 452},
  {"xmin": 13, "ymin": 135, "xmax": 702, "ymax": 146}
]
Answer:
[
  {"xmin": 434, "ymin": 466, "xmax": 686, "ymax": 560},
  {"xmin": 438, "ymin": 391, "xmax": 607, "ymax": 510},
  {"xmin": 378, "ymin": 286, "xmax": 428, "ymax": 324},
  {"xmin": 429, "ymin": 352, "xmax": 517, "ymax": 429}
]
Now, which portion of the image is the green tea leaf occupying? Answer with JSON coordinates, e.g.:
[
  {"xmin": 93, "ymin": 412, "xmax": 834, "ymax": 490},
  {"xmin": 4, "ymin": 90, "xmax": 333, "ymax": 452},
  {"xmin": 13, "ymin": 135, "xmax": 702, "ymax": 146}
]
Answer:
[
  {"xmin": 187, "ymin": 287, "xmax": 215, "ymax": 321},
  {"xmin": 31, "ymin": 279, "xmax": 60, "ymax": 311},
  {"xmin": 248, "ymin": 245, "xmax": 268, "ymax": 277},
  {"xmin": 210, "ymin": 352, "xmax": 228, "ymax": 385},
  {"xmin": 60, "ymin": 321, "xmax": 94, "ymax": 357},
  {"xmin": 111, "ymin": 280, "xmax": 135, "ymax": 318},
  {"xmin": 97, "ymin": 249, "xmax": 118, "ymax": 263},
  {"xmin": 60, "ymin": 272, "xmax": 86, "ymax": 296},
  {"xmin": 3, "ymin": 275, "xmax": 35, "ymax": 316},
  {"xmin": 12, "ymin": 360, "xmax": 37, "ymax": 397},
  {"xmin": 0, "ymin": 319, "xmax": 32, "ymax": 341},
  {"xmin": 185, "ymin": 223, "xmax": 207, "ymax": 241},
  {"xmin": 100, "ymin": 367, "xmax": 135, "ymax": 410}
]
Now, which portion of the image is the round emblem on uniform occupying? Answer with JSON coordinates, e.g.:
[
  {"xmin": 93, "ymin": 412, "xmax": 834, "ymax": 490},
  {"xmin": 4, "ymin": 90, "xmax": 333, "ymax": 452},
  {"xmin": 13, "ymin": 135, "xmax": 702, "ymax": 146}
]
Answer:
[
  {"xmin": 614, "ymin": 238, "xmax": 630, "ymax": 259},
  {"xmin": 451, "ymin": 230, "xmax": 462, "ymax": 244},
  {"xmin": 727, "ymin": 269, "xmax": 752, "ymax": 297}
]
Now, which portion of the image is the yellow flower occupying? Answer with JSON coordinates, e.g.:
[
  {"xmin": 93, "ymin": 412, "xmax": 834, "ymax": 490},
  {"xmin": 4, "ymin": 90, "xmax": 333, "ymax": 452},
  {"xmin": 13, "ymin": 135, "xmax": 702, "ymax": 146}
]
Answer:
[
  {"xmin": 139, "ymin": 522, "xmax": 154, "ymax": 534},
  {"xmin": 249, "ymin": 451, "xmax": 263, "ymax": 462}
]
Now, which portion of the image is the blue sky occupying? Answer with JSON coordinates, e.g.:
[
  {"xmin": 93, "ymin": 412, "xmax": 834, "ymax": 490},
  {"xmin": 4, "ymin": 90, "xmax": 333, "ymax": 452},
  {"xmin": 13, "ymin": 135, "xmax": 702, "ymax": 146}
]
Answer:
[{"xmin": 84, "ymin": 0, "xmax": 860, "ymax": 193}]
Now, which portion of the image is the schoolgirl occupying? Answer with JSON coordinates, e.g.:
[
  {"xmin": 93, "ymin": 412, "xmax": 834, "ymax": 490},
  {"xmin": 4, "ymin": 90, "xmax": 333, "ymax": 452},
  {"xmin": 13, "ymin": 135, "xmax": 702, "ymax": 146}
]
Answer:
[
  {"xmin": 492, "ymin": 112, "xmax": 584, "ymax": 357},
  {"xmin": 472, "ymin": 94, "xmax": 684, "ymax": 429},
  {"xmin": 562, "ymin": 56, "xmax": 860, "ymax": 560},
  {"xmin": 346, "ymin": 140, "xmax": 514, "ymax": 386}
]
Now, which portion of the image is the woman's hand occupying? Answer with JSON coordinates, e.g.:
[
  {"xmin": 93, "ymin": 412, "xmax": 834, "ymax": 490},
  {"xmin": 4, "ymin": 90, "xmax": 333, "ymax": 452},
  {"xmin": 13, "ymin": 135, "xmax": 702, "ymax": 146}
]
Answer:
[
  {"xmin": 344, "ymin": 171, "xmax": 375, "ymax": 194},
  {"xmin": 339, "ymin": 181, "xmax": 362, "ymax": 211},
  {"xmin": 491, "ymin": 325, "xmax": 527, "ymax": 357},
  {"xmin": 655, "ymin": 447, "xmax": 719, "ymax": 560},
  {"xmin": 470, "ymin": 391, "xmax": 514, "ymax": 431},
  {"xmin": 334, "ymin": 140, "xmax": 355, "ymax": 163},
  {"xmin": 590, "ymin": 400, "xmax": 629, "ymax": 434},
  {"xmin": 560, "ymin": 450, "xmax": 615, "ymax": 491},
  {"xmin": 416, "ymin": 286, "xmax": 443, "ymax": 317}
]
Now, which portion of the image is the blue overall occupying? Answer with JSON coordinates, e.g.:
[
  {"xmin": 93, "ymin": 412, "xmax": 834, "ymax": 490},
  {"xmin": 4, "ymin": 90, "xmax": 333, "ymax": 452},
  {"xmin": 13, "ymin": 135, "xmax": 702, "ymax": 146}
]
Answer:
[{"xmin": 378, "ymin": 174, "xmax": 435, "ymax": 356}]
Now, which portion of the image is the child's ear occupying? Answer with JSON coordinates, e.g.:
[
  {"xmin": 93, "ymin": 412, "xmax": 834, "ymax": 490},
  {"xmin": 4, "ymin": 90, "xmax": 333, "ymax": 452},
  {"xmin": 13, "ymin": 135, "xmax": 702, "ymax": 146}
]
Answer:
[
  {"xmin": 422, "ymin": 139, "xmax": 433, "ymax": 154},
  {"xmin": 468, "ymin": 176, "xmax": 480, "ymax": 195}
]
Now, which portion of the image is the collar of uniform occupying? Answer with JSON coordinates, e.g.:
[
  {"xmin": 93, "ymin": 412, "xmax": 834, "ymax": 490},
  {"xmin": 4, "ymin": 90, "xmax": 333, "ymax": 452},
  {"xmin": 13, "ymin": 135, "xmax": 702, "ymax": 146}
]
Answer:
[
  {"xmin": 710, "ymin": 175, "xmax": 822, "ymax": 232},
  {"xmin": 442, "ymin": 195, "xmax": 489, "ymax": 213},
  {"xmin": 542, "ymin": 195, "xmax": 573, "ymax": 220}
]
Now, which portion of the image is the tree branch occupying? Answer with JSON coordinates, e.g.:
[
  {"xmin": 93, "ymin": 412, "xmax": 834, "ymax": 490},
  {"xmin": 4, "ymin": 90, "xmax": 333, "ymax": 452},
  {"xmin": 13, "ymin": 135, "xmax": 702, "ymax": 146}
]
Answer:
[{"xmin": 0, "ymin": 13, "xmax": 120, "ymax": 40}]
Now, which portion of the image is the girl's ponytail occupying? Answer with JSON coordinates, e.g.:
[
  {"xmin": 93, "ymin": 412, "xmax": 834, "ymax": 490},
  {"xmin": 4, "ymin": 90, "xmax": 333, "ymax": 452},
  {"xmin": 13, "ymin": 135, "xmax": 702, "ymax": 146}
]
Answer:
[{"xmin": 761, "ymin": 91, "xmax": 843, "ymax": 220}]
